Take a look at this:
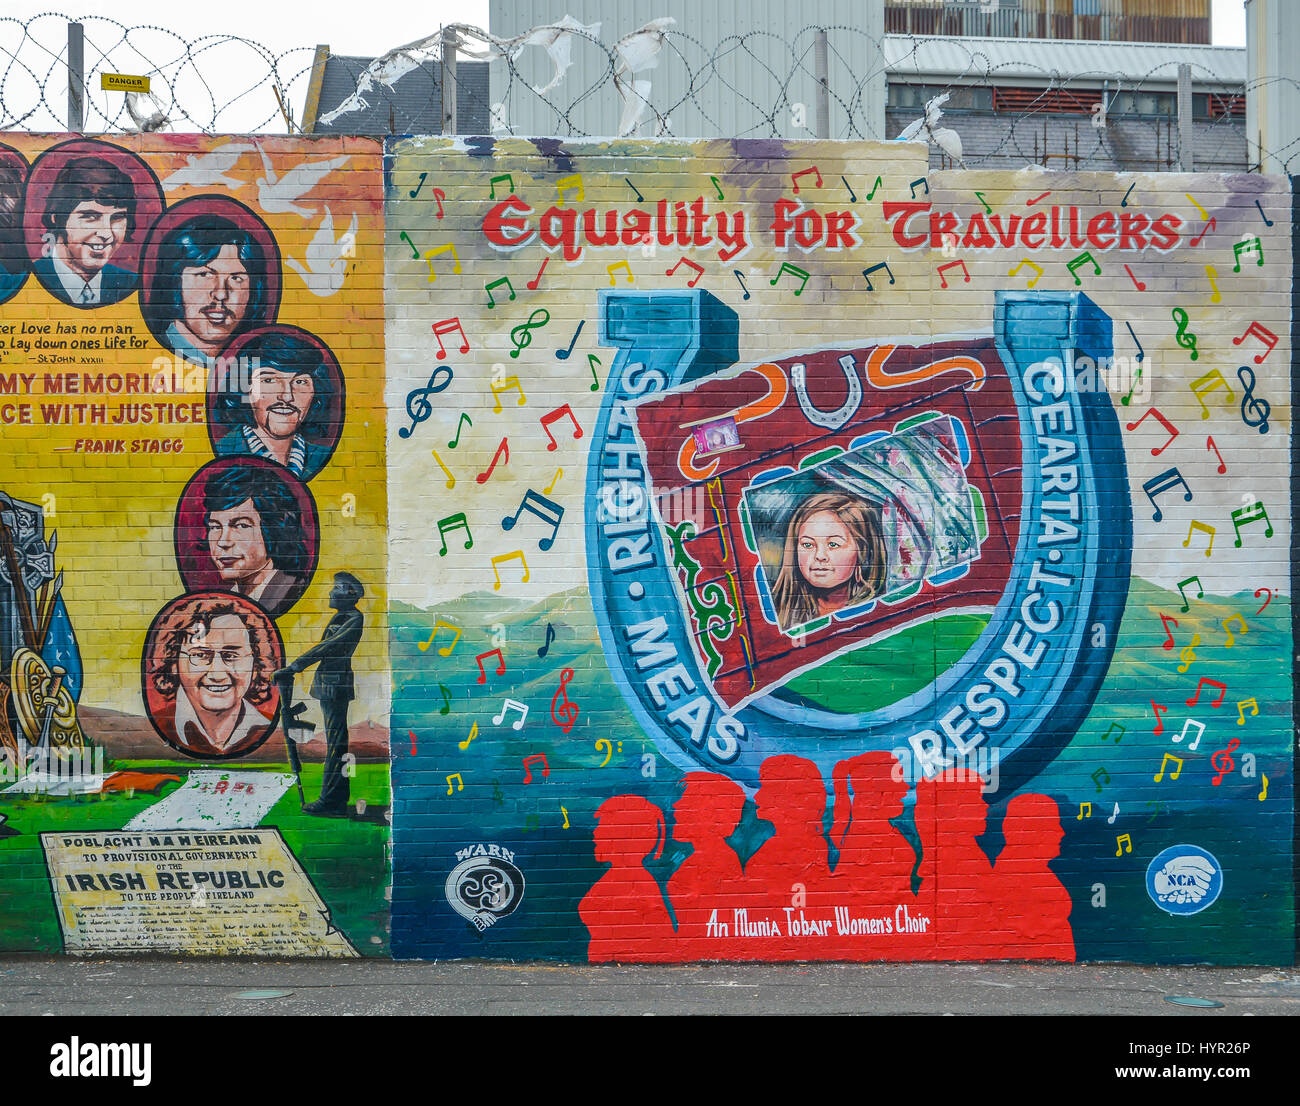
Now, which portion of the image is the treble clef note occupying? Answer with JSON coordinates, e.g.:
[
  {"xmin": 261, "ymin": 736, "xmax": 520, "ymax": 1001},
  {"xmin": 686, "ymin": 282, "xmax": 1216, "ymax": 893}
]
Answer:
[
  {"xmin": 509, "ymin": 308, "xmax": 551, "ymax": 359},
  {"xmin": 550, "ymin": 667, "xmax": 580, "ymax": 734},
  {"xmin": 1236, "ymin": 365, "xmax": 1271, "ymax": 435},
  {"xmin": 1211, "ymin": 737, "xmax": 1241, "ymax": 786},
  {"xmin": 398, "ymin": 364, "xmax": 453, "ymax": 440}
]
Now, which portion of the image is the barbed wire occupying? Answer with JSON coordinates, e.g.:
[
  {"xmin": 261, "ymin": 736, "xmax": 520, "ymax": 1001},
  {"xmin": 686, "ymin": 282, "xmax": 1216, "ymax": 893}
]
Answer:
[{"xmin": 1, "ymin": 13, "xmax": 1295, "ymax": 174}]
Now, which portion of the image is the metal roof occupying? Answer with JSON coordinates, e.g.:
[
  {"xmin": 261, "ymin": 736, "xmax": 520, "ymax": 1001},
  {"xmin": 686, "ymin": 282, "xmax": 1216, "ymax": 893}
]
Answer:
[{"xmin": 882, "ymin": 33, "xmax": 1245, "ymax": 87}]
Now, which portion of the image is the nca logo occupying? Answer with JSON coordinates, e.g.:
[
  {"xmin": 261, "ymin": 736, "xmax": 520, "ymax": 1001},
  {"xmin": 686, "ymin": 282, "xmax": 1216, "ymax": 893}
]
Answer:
[{"xmin": 1146, "ymin": 844, "xmax": 1224, "ymax": 915}]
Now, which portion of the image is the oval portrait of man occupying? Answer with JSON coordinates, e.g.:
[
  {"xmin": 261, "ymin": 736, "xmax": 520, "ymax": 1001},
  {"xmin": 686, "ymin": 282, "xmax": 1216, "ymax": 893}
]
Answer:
[
  {"xmin": 141, "ymin": 591, "xmax": 284, "ymax": 760},
  {"xmin": 138, "ymin": 195, "xmax": 281, "ymax": 366},
  {"xmin": 0, "ymin": 145, "xmax": 30, "ymax": 306},
  {"xmin": 23, "ymin": 139, "xmax": 164, "ymax": 309},
  {"xmin": 174, "ymin": 457, "xmax": 319, "ymax": 619},
  {"xmin": 206, "ymin": 325, "xmax": 345, "ymax": 482}
]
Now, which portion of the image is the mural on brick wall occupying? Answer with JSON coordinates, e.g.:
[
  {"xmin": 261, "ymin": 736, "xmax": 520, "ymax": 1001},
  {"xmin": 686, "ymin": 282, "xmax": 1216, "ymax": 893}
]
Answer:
[
  {"xmin": 0, "ymin": 135, "xmax": 389, "ymax": 957},
  {"xmin": 387, "ymin": 138, "xmax": 1293, "ymax": 963}
]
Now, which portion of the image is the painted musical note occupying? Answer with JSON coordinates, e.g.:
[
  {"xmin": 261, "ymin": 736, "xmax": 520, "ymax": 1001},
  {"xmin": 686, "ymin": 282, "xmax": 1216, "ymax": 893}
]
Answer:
[
  {"xmin": 490, "ymin": 550, "xmax": 530, "ymax": 590},
  {"xmin": 1205, "ymin": 264, "xmax": 1220, "ymax": 303},
  {"xmin": 841, "ymin": 175, "xmax": 857, "ymax": 202},
  {"xmin": 1236, "ymin": 698, "xmax": 1259, "ymax": 726},
  {"xmin": 1259, "ymin": 774, "xmax": 1269, "ymax": 800},
  {"xmin": 791, "ymin": 165, "xmax": 822, "ymax": 192},
  {"xmin": 489, "ymin": 173, "xmax": 514, "ymax": 199},
  {"xmin": 1188, "ymin": 370, "xmax": 1232, "ymax": 417},
  {"xmin": 1009, "ymin": 258, "xmax": 1042, "ymax": 288},
  {"xmin": 1066, "ymin": 251, "xmax": 1100, "ymax": 284},
  {"xmin": 1151, "ymin": 700, "xmax": 1167, "ymax": 735},
  {"xmin": 770, "ymin": 262, "xmax": 811, "ymax": 295},
  {"xmin": 710, "ymin": 175, "xmax": 724, "ymax": 201},
  {"xmin": 1123, "ymin": 264, "xmax": 1146, "ymax": 291},
  {"xmin": 522, "ymin": 752, "xmax": 550, "ymax": 783},
  {"xmin": 1103, "ymin": 722, "xmax": 1125, "ymax": 744},
  {"xmin": 866, "ymin": 175, "xmax": 883, "ymax": 200},
  {"xmin": 439, "ymin": 684, "xmax": 451, "ymax": 715},
  {"xmin": 1221, "ymin": 613, "xmax": 1248, "ymax": 648},
  {"xmin": 973, "ymin": 190, "xmax": 992, "ymax": 214},
  {"xmin": 1186, "ymin": 677, "xmax": 1227, "ymax": 709},
  {"xmin": 474, "ymin": 648, "xmax": 506, "ymax": 684},
  {"xmin": 448, "ymin": 413, "xmax": 471, "ymax": 449},
  {"xmin": 526, "ymin": 257, "xmax": 549, "ymax": 290},
  {"xmin": 937, "ymin": 259, "xmax": 970, "ymax": 288},
  {"xmin": 424, "ymin": 242, "xmax": 460, "ymax": 280},
  {"xmin": 1206, "ymin": 436, "xmax": 1226, "ymax": 474},
  {"xmin": 1091, "ymin": 767, "xmax": 1110, "ymax": 792},
  {"xmin": 561, "ymin": 806, "xmax": 570, "ymax": 829},
  {"xmin": 587, "ymin": 353, "xmax": 601, "ymax": 392},
  {"xmin": 458, "ymin": 722, "xmax": 479, "ymax": 750},
  {"xmin": 1210, "ymin": 737, "xmax": 1240, "ymax": 786},
  {"xmin": 909, "ymin": 177, "xmax": 929, "ymax": 198},
  {"xmin": 475, "ymin": 437, "xmax": 510, "ymax": 485},
  {"xmin": 1254, "ymin": 198, "xmax": 1273, "ymax": 226},
  {"xmin": 543, "ymin": 469, "xmax": 563, "ymax": 496},
  {"xmin": 431, "ymin": 188, "xmax": 445, "ymax": 218},
  {"xmin": 1171, "ymin": 307, "xmax": 1199, "ymax": 360},
  {"xmin": 1254, "ymin": 587, "xmax": 1273, "ymax": 614},
  {"xmin": 1107, "ymin": 803, "xmax": 1120, "ymax": 825},
  {"xmin": 1231, "ymin": 500, "xmax": 1274, "ymax": 546},
  {"xmin": 436, "ymin": 512, "xmax": 473, "ymax": 556},
  {"xmin": 445, "ymin": 773, "xmax": 463, "ymax": 795},
  {"xmin": 1154, "ymin": 753, "xmax": 1183, "ymax": 783},
  {"xmin": 430, "ymin": 447, "xmax": 455, "ymax": 489},
  {"xmin": 1159, "ymin": 612, "xmax": 1179, "ymax": 650},
  {"xmin": 555, "ymin": 173, "xmax": 583, "ymax": 205},
  {"xmin": 417, "ymin": 619, "xmax": 461, "ymax": 656},
  {"xmin": 1236, "ymin": 366, "xmax": 1271, "ymax": 434},
  {"xmin": 1125, "ymin": 407, "xmax": 1178, "ymax": 455},
  {"xmin": 492, "ymin": 699, "xmax": 529, "ymax": 731},
  {"xmin": 1190, "ymin": 217, "xmax": 1215, "ymax": 247},
  {"xmin": 1176, "ymin": 576, "xmax": 1203, "ymax": 613},
  {"xmin": 1232, "ymin": 321, "xmax": 1278, "ymax": 364},
  {"xmin": 1026, "ymin": 190, "xmax": 1051, "ymax": 205},
  {"xmin": 667, "ymin": 256, "xmax": 705, "ymax": 287},
  {"xmin": 1182, "ymin": 520, "xmax": 1215, "ymax": 558},
  {"xmin": 1141, "ymin": 468, "xmax": 1192, "ymax": 523},
  {"xmin": 399, "ymin": 230, "xmax": 419, "ymax": 258},
  {"xmin": 537, "ymin": 622, "xmax": 556, "ymax": 658},
  {"xmin": 595, "ymin": 738, "xmax": 614, "ymax": 767},
  {"xmin": 1125, "ymin": 321, "xmax": 1145, "ymax": 363},
  {"xmin": 862, "ymin": 261, "xmax": 895, "ymax": 290},
  {"xmin": 485, "ymin": 276, "xmax": 516, "ymax": 309},
  {"xmin": 1114, "ymin": 833, "xmax": 1132, "ymax": 857},
  {"xmin": 398, "ymin": 364, "xmax": 453, "ymax": 439},
  {"xmin": 1177, "ymin": 633, "xmax": 1199, "ymax": 675},
  {"xmin": 1077, "ymin": 802, "xmax": 1092, "ymax": 820},
  {"xmin": 490, "ymin": 376, "xmax": 527, "ymax": 412},
  {"xmin": 555, "ymin": 320, "xmax": 584, "ymax": 360},
  {"xmin": 502, "ymin": 489, "xmax": 564, "ymax": 550},
  {"xmin": 431, "ymin": 317, "xmax": 470, "ymax": 358},
  {"xmin": 1121, "ymin": 364, "xmax": 1144, "ymax": 406},
  {"xmin": 509, "ymin": 308, "xmax": 550, "ymax": 358},
  {"xmin": 550, "ymin": 668, "xmax": 580, "ymax": 734},
  {"xmin": 1173, "ymin": 718, "xmax": 1205, "ymax": 751},
  {"xmin": 733, "ymin": 270, "xmax": 750, "ymax": 300},
  {"xmin": 1232, "ymin": 236, "xmax": 1264, "ymax": 271},
  {"xmin": 1120, "ymin": 182, "xmax": 1136, "ymax": 207},
  {"xmin": 539, "ymin": 404, "xmax": 583, "ymax": 451},
  {"xmin": 1185, "ymin": 192, "xmax": 1209, "ymax": 219},
  {"xmin": 625, "ymin": 177, "xmax": 644, "ymax": 202},
  {"xmin": 607, "ymin": 260, "xmax": 634, "ymax": 285}
]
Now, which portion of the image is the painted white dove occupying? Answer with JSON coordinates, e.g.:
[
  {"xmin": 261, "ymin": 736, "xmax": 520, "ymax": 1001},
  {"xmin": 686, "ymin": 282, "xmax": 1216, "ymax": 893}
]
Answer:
[
  {"xmin": 896, "ymin": 92, "xmax": 966, "ymax": 167},
  {"xmin": 255, "ymin": 145, "xmax": 351, "ymax": 218},
  {"xmin": 162, "ymin": 141, "xmax": 254, "ymax": 192},
  {"xmin": 286, "ymin": 208, "xmax": 358, "ymax": 297}
]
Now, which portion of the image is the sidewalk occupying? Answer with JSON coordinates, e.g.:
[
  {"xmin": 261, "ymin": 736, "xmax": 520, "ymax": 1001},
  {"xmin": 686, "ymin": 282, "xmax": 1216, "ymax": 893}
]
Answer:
[{"xmin": 1, "ymin": 958, "xmax": 1296, "ymax": 1016}]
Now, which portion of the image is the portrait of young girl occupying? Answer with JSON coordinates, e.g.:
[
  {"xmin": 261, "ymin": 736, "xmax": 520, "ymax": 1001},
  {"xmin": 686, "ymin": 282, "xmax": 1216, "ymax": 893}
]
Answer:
[{"xmin": 771, "ymin": 491, "xmax": 888, "ymax": 629}]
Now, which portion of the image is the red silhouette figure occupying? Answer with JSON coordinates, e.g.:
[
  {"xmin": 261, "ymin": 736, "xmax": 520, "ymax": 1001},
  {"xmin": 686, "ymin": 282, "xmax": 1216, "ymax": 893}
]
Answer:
[
  {"xmin": 579, "ymin": 795, "xmax": 677, "ymax": 962},
  {"xmin": 829, "ymin": 752, "xmax": 916, "ymax": 903},
  {"xmin": 914, "ymin": 767, "xmax": 995, "ymax": 959},
  {"xmin": 990, "ymin": 793, "xmax": 1074, "ymax": 960},
  {"xmin": 667, "ymin": 772, "xmax": 746, "ymax": 957},
  {"xmin": 743, "ymin": 756, "xmax": 832, "ymax": 951}
]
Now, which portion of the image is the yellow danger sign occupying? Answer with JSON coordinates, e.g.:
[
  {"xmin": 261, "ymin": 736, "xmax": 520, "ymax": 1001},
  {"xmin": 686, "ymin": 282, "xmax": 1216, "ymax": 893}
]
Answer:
[{"xmin": 100, "ymin": 72, "xmax": 150, "ymax": 93}]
